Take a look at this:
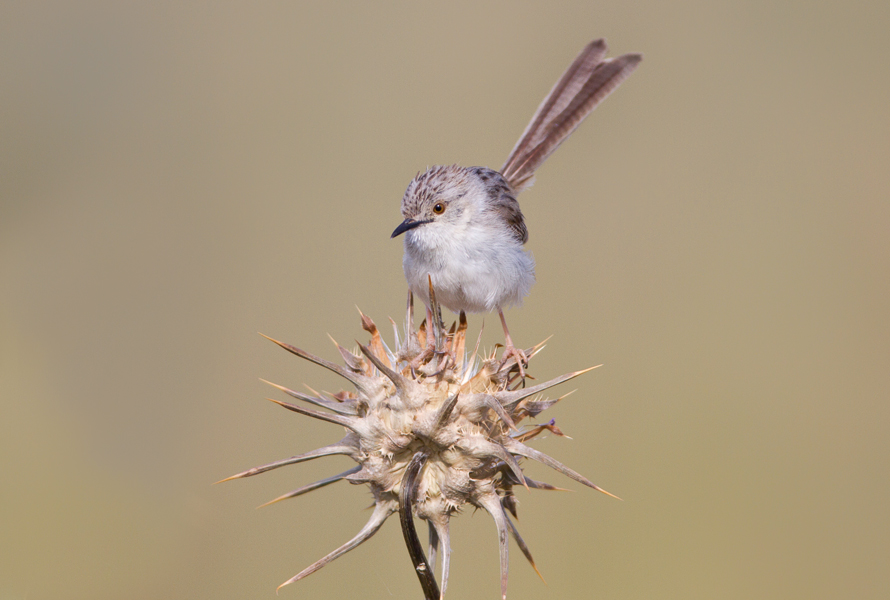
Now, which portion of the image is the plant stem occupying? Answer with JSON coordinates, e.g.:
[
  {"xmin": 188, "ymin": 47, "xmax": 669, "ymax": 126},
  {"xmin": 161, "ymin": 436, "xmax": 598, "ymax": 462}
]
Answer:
[{"xmin": 399, "ymin": 450, "xmax": 440, "ymax": 600}]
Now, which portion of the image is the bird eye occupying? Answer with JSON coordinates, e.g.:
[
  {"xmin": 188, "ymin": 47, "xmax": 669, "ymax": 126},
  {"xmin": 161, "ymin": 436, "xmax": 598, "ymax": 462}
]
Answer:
[{"xmin": 433, "ymin": 203, "xmax": 445, "ymax": 214}]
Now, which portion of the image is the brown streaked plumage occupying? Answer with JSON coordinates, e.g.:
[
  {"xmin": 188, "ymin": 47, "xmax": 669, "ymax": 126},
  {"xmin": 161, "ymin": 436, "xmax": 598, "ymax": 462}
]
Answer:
[{"xmin": 393, "ymin": 40, "xmax": 641, "ymax": 376}]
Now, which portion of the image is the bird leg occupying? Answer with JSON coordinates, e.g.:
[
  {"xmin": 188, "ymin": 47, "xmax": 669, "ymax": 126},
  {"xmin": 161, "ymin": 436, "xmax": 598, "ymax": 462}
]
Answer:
[
  {"xmin": 498, "ymin": 308, "xmax": 528, "ymax": 379},
  {"xmin": 409, "ymin": 304, "xmax": 438, "ymax": 370}
]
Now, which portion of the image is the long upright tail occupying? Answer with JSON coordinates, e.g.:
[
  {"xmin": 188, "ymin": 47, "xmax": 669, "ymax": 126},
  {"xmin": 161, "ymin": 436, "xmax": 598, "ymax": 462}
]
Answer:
[{"xmin": 500, "ymin": 39, "xmax": 642, "ymax": 192}]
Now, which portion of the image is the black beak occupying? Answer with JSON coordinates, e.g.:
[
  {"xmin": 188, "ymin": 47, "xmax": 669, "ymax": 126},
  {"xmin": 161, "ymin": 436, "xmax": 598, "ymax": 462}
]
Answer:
[{"xmin": 391, "ymin": 218, "xmax": 428, "ymax": 238}]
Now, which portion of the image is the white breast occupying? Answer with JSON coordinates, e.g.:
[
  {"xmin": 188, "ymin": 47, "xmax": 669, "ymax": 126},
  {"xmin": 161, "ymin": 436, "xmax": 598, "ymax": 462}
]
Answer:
[{"xmin": 402, "ymin": 216, "xmax": 535, "ymax": 314}]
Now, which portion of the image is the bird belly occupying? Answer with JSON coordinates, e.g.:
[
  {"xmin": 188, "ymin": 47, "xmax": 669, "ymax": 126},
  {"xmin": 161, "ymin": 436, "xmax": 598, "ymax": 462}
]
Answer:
[{"xmin": 403, "ymin": 231, "xmax": 535, "ymax": 314}]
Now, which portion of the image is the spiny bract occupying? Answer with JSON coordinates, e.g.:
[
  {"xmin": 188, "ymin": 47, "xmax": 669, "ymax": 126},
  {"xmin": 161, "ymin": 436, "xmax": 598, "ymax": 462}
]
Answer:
[{"xmin": 221, "ymin": 299, "xmax": 614, "ymax": 599}]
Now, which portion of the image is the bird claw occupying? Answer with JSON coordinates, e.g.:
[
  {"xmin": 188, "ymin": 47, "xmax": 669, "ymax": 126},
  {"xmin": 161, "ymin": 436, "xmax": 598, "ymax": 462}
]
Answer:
[
  {"xmin": 500, "ymin": 344, "xmax": 528, "ymax": 379},
  {"xmin": 434, "ymin": 349, "xmax": 456, "ymax": 375},
  {"xmin": 408, "ymin": 344, "xmax": 436, "ymax": 371},
  {"xmin": 409, "ymin": 342, "xmax": 456, "ymax": 377}
]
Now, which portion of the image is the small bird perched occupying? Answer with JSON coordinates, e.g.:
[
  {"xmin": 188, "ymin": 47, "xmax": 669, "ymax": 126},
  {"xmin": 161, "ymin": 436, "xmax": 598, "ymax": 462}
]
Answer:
[{"xmin": 392, "ymin": 39, "xmax": 641, "ymax": 371}]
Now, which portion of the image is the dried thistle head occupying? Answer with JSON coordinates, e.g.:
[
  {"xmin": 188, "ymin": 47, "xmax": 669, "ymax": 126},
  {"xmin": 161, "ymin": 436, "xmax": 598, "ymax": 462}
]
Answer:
[{"xmin": 220, "ymin": 296, "xmax": 614, "ymax": 599}]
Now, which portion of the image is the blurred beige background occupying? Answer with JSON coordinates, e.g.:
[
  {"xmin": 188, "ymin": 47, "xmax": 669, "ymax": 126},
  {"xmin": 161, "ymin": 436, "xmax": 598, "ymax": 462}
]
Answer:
[{"xmin": 2, "ymin": 1, "xmax": 888, "ymax": 599}]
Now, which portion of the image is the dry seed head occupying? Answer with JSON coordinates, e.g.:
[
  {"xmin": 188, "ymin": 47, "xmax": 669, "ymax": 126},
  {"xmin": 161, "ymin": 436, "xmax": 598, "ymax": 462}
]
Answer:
[{"xmin": 221, "ymin": 300, "xmax": 611, "ymax": 599}]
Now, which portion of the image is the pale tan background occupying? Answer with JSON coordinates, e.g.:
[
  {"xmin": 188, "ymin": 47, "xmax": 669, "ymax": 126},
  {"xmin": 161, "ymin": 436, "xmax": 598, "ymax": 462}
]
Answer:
[{"xmin": 2, "ymin": 2, "xmax": 888, "ymax": 599}]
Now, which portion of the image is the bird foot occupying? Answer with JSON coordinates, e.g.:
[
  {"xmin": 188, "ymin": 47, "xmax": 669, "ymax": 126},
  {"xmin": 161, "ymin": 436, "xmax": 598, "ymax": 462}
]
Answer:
[
  {"xmin": 409, "ymin": 343, "xmax": 455, "ymax": 377},
  {"xmin": 500, "ymin": 344, "xmax": 528, "ymax": 380},
  {"xmin": 408, "ymin": 343, "xmax": 436, "ymax": 371}
]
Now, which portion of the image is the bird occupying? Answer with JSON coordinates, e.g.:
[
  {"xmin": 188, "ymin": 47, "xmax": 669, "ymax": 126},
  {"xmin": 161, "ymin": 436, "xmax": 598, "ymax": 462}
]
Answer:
[{"xmin": 391, "ymin": 39, "xmax": 641, "ymax": 373}]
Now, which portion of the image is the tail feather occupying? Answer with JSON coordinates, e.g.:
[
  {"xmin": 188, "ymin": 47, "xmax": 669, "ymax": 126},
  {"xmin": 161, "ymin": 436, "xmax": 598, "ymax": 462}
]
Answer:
[{"xmin": 500, "ymin": 40, "xmax": 642, "ymax": 191}]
